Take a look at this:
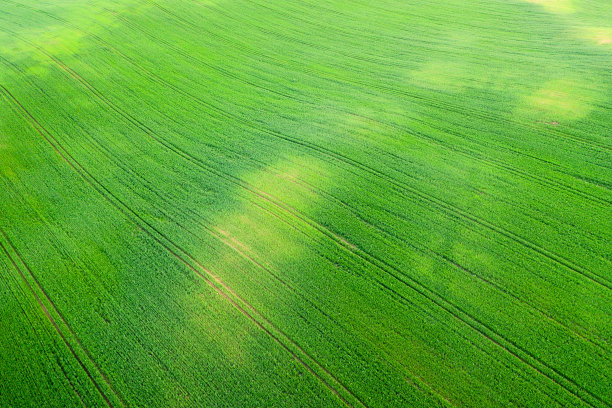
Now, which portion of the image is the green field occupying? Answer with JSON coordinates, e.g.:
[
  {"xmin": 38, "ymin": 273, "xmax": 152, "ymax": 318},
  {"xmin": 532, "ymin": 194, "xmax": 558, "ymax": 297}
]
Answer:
[{"xmin": 0, "ymin": 0, "xmax": 610, "ymax": 406}]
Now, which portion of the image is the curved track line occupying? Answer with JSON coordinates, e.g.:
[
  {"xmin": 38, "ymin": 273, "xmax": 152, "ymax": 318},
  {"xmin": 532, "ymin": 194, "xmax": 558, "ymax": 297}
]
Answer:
[
  {"xmin": 1, "ymin": 13, "xmax": 608, "ymax": 407},
  {"xmin": 0, "ymin": 260, "xmax": 88, "ymax": 408},
  {"xmin": 6, "ymin": 40, "xmax": 606, "ymax": 404},
  {"xmin": 0, "ymin": 84, "xmax": 366, "ymax": 408},
  {"xmin": 0, "ymin": 233, "xmax": 119, "ymax": 408},
  {"xmin": 4, "ymin": 39, "xmax": 602, "ymax": 405}
]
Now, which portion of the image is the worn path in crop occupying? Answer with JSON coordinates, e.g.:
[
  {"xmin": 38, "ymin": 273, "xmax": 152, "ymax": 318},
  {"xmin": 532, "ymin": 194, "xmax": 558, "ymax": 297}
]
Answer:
[{"xmin": 0, "ymin": 0, "xmax": 610, "ymax": 407}]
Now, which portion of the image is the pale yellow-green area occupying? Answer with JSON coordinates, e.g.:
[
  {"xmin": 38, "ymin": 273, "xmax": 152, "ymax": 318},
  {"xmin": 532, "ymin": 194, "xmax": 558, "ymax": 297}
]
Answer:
[
  {"xmin": 184, "ymin": 155, "xmax": 333, "ymax": 367},
  {"xmin": 0, "ymin": 1, "xmax": 138, "ymax": 64},
  {"xmin": 244, "ymin": 154, "xmax": 333, "ymax": 215},
  {"xmin": 517, "ymin": 79, "xmax": 597, "ymax": 122},
  {"xmin": 410, "ymin": 61, "xmax": 471, "ymax": 93},
  {"xmin": 525, "ymin": 0, "xmax": 576, "ymax": 14},
  {"xmin": 579, "ymin": 26, "xmax": 612, "ymax": 46},
  {"xmin": 407, "ymin": 30, "xmax": 501, "ymax": 93},
  {"xmin": 187, "ymin": 289, "xmax": 256, "ymax": 369}
]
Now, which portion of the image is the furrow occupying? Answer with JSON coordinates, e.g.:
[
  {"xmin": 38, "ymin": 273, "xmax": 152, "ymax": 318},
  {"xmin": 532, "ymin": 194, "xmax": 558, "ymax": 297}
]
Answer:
[
  {"xmin": 0, "ymin": 235, "xmax": 118, "ymax": 408},
  {"xmin": 7, "ymin": 39, "xmax": 602, "ymax": 403},
  {"xmin": 0, "ymin": 83, "xmax": 366, "ymax": 408}
]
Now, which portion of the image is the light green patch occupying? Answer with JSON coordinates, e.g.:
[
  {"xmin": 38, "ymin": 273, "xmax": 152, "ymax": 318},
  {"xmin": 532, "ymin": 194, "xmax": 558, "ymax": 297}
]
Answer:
[
  {"xmin": 245, "ymin": 154, "xmax": 333, "ymax": 213},
  {"xmin": 188, "ymin": 290, "xmax": 255, "ymax": 369},
  {"xmin": 1, "ymin": 0, "xmax": 610, "ymax": 406},
  {"xmin": 407, "ymin": 30, "xmax": 494, "ymax": 94},
  {"xmin": 580, "ymin": 26, "xmax": 612, "ymax": 46},
  {"xmin": 525, "ymin": 0, "xmax": 576, "ymax": 14},
  {"xmin": 517, "ymin": 79, "xmax": 596, "ymax": 121},
  {"xmin": 410, "ymin": 61, "xmax": 471, "ymax": 92}
]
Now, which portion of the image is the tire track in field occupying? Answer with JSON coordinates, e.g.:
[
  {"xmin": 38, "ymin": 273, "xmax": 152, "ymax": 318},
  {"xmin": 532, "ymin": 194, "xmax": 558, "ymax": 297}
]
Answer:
[
  {"xmin": 107, "ymin": 0, "xmax": 612, "ymax": 166},
  {"xmin": 9, "ymin": 77, "xmax": 568, "ymax": 408},
  {"xmin": 0, "ymin": 258, "xmax": 88, "ymax": 408},
  {"xmin": 36, "ymin": 22, "xmax": 609, "ymax": 294},
  {"xmin": 9, "ymin": 33, "xmax": 605, "ymax": 406},
  {"xmin": 0, "ymin": 229, "xmax": 121, "ymax": 408},
  {"xmin": 2, "ymin": 32, "xmax": 452, "ymax": 404},
  {"xmin": 0, "ymin": 49, "xmax": 373, "ymax": 406},
  {"xmin": 1, "ymin": 160, "xmax": 199, "ymax": 406},
  {"xmin": 2, "ymin": 63, "xmax": 592, "ymax": 404},
  {"xmin": 266, "ymin": 165, "xmax": 610, "ymax": 352},
  {"xmin": 5, "ymin": 2, "xmax": 608, "ymax": 210},
  {"xmin": 243, "ymin": 200, "xmax": 573, "ymax": 408},
  {"xmin": 2, "ymin": 16, "xmax": 607, "ymax": 407},
  {"xmin": 2, "ymin": 71, "xmax": 450, "ymax": 407},
  {"xmin": 3, "ymin": 2, "xmax": 608, "ymax": 404},
  {"xmin": 0, "ymin": 85, "xmax": 366, "ymax": 408},
  {"xmin": 75, "ymin": 7, "xmax": 612, "ymax": 214},
  {"xmin": 188, "ymin": 0, "xmax": 612, "ymax": 155}
]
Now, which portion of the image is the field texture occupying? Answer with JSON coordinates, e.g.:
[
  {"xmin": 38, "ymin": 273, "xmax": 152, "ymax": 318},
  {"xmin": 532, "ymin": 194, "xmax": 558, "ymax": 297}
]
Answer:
[{"xmin": 0, "ymin": 0, "xmax": 611, "ymax": 407}]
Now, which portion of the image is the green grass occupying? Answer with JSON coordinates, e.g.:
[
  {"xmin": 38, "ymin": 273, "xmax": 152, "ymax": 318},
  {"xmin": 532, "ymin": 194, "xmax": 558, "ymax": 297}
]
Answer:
[{"xmin": 0, "ymin": 0, "xmax": 610, "ymax": 406}]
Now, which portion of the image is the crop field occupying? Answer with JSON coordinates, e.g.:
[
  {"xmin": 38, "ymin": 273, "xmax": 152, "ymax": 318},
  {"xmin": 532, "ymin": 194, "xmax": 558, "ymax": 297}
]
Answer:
[{"xmin": 0, "ymin": 0, "xmax": 610, "ymax": 407}]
